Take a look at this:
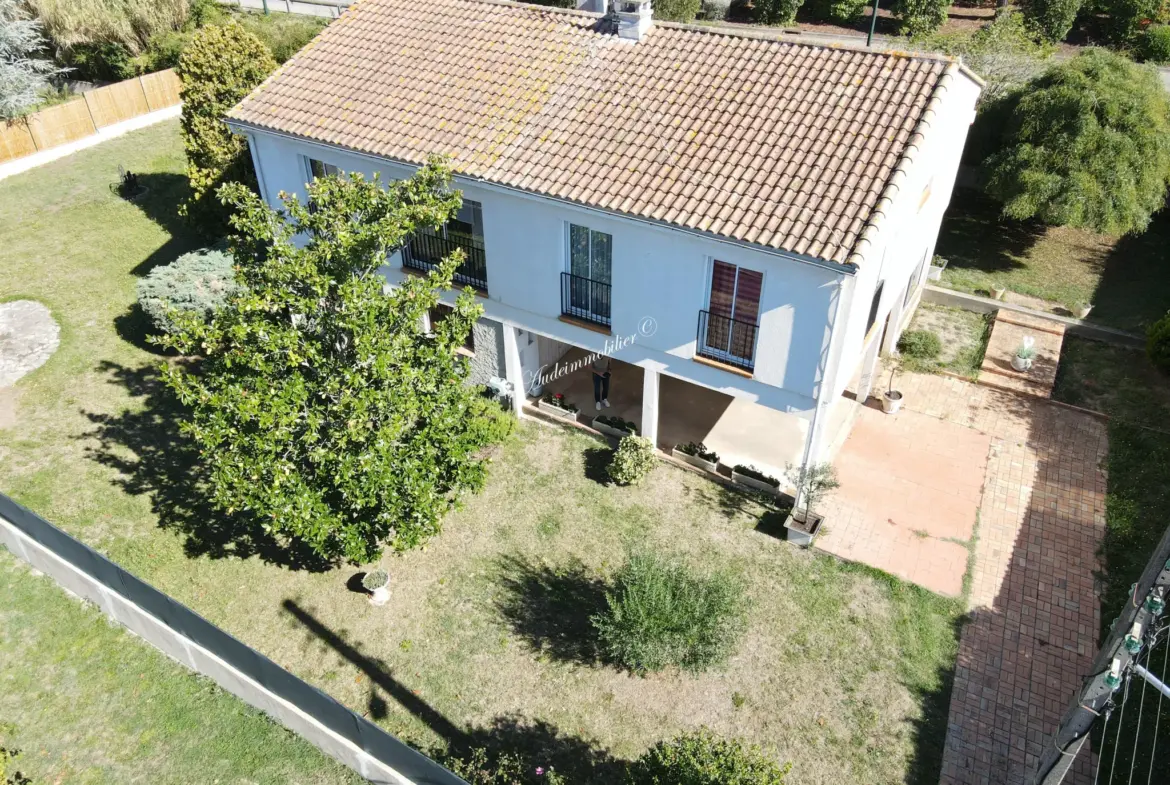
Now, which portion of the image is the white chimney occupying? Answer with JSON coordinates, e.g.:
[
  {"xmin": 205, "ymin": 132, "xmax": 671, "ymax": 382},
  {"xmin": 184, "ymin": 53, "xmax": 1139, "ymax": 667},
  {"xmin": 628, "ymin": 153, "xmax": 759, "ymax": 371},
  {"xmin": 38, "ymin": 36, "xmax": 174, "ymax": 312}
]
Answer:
[{"xmin": 614, "ymin": 0, "xmax": 652, "ymax": 41}]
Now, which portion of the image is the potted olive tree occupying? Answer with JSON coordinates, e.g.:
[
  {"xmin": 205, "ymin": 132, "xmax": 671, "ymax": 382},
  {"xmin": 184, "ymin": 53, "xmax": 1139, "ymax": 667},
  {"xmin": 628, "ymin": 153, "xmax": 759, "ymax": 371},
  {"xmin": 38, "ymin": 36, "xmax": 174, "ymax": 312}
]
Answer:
[
  {"xmin": 882, "ymin": 355, "xmax": 904, "ymax": 414},
  {"xmin": 782, "ymin": 462, "xmax": 840, "ymax": 547},
  {"xmin": 362, "ymin": 569, "xmax": 391, "ymax": 606}
]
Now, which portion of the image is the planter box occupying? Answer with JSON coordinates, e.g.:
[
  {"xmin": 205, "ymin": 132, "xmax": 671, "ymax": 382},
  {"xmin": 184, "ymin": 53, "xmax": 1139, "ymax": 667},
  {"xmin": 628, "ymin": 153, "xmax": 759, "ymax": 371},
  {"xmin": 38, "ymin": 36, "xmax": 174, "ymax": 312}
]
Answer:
[
  {"xmin": 783, "ymin": 511, "xmax": 824, "ymax": 548},
  {"xmin": 538, "ymin": 399, "xmax": 579, "ymax": 421},
  {"xmin": 672, "ymin": 448, "xmax": 718, "ymax": 473},
  {"xmin": 593, "ymin": 418, "xmax": 635, "ymax": 439},
  {"xmin": 927, "ymin": 261, "xmax": 947, "ymax": 281},
  {"xmin": 731, "ymin": 470, "xmax": 780, "ymax": 496}
]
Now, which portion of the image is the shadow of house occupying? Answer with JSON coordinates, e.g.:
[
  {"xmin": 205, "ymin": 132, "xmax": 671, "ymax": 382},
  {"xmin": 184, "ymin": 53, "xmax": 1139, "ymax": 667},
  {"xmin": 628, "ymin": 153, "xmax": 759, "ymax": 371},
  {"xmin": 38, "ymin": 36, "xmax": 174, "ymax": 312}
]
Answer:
[
  {"xmin": 492, "ymin": 555, "xmax": 609, "ymax": 666},
  {"xmin": 81, "ymin": 361, "xmax": 330, "ymax": 572},
  {"xmin": 281, "ymin": 599, "xmax": 622, "ymax": 784},
  {"xmin": 126, "ymin": 172, "xmax": 206, "ymax": 278}
]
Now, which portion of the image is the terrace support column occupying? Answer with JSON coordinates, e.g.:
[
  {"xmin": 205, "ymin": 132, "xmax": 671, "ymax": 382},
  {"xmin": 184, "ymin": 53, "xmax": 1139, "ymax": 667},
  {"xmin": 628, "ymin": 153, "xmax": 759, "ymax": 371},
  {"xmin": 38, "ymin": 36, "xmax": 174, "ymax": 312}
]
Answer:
[
  {"xmin": 502, "ymin": 324, "xmax": 525, "ymax": 418},
  {"xmin": 641, "ymin": 367, "xmax": 660, "ymax": 447}
]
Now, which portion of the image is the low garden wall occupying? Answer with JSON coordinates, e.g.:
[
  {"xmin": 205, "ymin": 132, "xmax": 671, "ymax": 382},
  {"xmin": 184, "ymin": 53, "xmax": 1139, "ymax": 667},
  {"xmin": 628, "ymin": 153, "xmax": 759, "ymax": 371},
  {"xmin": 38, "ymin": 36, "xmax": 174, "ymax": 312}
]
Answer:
[
  {"xmin": 0, "ymin": 491, "xmax": 466, "ymax": 785},
  {"xmin": 0, "ymin": 70, "xmax": 182, "ymax": 165}
]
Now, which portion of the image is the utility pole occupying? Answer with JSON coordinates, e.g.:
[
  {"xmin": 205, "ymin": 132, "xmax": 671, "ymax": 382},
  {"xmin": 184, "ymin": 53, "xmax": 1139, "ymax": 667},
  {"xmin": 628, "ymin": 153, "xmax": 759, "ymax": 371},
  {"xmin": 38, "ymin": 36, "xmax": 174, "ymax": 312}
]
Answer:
[
  {"xmin": 1029, "ymin": 524, "xmax": 1170, "ymax": 785},
  {"xmin": 866, "ymin": 0, "xmax": 879, "ymax": 47}
]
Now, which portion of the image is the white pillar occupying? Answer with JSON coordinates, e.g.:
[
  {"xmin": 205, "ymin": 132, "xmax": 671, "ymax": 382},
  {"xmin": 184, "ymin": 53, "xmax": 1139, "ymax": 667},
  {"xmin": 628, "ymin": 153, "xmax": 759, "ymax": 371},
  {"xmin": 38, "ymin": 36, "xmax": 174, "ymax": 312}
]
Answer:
[
  {"xmin": 855, "ymin": 334, "xmax": 883, "ymax": 403},
  {"xmin": 502, "ymin": 324, "xmax": 525, "ymax": 417},
  {"xmin": 641, "ymin": 367, "xmax": 660, "ymax": 447}
]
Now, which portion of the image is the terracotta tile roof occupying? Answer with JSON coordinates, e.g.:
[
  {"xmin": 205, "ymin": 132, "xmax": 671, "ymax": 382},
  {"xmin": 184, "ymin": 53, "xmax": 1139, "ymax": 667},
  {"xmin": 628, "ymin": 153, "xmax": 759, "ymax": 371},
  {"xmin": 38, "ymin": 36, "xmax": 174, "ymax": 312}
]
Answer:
[{"xmin": 227, "ymin": 0, "xmax": 965, "ymax": 264}]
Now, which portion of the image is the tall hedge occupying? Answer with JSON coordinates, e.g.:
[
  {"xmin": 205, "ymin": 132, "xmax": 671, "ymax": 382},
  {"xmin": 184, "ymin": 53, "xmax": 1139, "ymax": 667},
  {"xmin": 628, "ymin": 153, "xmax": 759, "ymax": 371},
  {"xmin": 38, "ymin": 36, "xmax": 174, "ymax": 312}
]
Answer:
[
  {"xmin": 177, "ymin": 21, "xmax": 275, "ymax": 238},
  {"xmin": 894, "ymin": 0, "xmax": 950, "ymax": 36},
  {"xmin": 805, "ymin": 0, "xmax": 870, "ymax": 23},
  {"xmin": 1020, "ymin": 0, "xmax": 1084, "ymax": 41},
  {"xmin": 754, "ymin": 0, "xmax": 804, "ymax": 25},
  {"xmin": 984, "ymin": 49, "xmax": 1170, "ymax": 236}
]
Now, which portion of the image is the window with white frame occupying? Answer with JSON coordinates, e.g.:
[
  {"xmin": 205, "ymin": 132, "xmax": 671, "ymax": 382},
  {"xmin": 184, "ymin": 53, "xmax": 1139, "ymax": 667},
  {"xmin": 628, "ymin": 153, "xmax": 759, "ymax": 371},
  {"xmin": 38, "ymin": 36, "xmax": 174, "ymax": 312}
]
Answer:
[{"xmin": 562, "ymin": 224, "xmax": 612, "ymax": 326}]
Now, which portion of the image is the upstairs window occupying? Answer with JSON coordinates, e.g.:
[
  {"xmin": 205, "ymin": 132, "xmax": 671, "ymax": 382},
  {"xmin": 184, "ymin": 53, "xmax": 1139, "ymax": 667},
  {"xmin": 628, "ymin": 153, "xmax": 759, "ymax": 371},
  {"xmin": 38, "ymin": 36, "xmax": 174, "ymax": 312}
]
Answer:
[{"xmin": 306, "ymin": 158, "xmax": 341, "ymax": 180}]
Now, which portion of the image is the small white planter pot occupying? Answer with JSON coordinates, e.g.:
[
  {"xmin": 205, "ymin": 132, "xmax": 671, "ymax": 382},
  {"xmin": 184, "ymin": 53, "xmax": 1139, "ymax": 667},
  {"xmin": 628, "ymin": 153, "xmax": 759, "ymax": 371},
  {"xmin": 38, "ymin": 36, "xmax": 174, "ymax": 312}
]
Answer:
[
  {"xmin": 783, "ymin": 511, "xmax": 824, "ymax": 548},
  {"xmin": 672, "ymin": 448, "xmax": 718, "ymax": 473},
  {"xmin": 1011, "ymin": 355, "xmax": 1034, "ymax": 372},
  {"xmin": 593, "ymin": 418, "xmax": 635, "ymax": 439},
  {"xmin": 882, "ymin": 391, "xmax": 903, "ymax": 414},
  {"xmin": 992, "ymin": 287, "xmax": 1006, "ymax": 301},
  {"xmin": 538, "ymin": 399, "xmax": 578, "ymax": 420},
  {"xmin": 369, "ymin": 585, "xmax": 391, "ymax": 606},
  {"xmin": 1075, "ymin": 305, "xmax": 1093, "ymax": 320},
  {"xmin": 927, "ymin": 261, "xmax": 947, "ymax": 281},
  {"xmin": 731, "ymin": 470, "xmax": 781, "ymax": 496}
]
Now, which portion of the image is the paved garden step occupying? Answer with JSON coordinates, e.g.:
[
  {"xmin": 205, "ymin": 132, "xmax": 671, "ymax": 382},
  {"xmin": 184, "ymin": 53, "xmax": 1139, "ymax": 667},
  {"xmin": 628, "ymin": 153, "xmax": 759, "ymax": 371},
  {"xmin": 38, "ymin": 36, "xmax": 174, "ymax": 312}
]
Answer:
[{"xmin": 978, "ymin": 311, "xmax": 1064, "ymax": 399}]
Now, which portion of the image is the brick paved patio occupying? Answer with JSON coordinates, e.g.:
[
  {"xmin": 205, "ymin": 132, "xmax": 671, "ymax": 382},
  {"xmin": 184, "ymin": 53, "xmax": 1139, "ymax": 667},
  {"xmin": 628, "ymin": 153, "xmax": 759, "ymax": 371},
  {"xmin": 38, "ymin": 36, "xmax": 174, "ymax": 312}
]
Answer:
[{"xmin": 817, "ymin": 367, "xmax": 1107, "ymax": 784}]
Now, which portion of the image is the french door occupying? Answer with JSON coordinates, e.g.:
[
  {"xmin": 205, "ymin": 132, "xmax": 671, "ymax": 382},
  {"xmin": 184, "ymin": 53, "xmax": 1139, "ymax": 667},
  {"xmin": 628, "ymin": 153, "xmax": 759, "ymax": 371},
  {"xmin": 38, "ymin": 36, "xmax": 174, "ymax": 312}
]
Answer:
[
  {"xmin": 566, "ymin": 224, "xmax": 612, "ymax": 323},
  {"xmin": 701, "ymin": 260, "xmax": 762, "ymax": 369}
]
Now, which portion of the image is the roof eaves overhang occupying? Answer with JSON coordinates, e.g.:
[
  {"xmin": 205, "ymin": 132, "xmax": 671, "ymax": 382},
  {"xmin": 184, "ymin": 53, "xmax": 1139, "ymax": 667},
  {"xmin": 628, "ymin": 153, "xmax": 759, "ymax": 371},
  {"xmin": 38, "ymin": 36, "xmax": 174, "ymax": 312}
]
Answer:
[{"xmin": 225, "ymin": 117, "xmax": 860, "ymax": 277}]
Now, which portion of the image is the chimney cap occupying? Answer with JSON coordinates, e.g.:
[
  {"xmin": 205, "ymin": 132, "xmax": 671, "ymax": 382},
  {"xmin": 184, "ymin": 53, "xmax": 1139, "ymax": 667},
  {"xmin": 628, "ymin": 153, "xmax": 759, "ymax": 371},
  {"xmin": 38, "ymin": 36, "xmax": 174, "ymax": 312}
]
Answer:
[{"xmin": 613, "ymin": 0, "xmax": 652, "ymax": 41}]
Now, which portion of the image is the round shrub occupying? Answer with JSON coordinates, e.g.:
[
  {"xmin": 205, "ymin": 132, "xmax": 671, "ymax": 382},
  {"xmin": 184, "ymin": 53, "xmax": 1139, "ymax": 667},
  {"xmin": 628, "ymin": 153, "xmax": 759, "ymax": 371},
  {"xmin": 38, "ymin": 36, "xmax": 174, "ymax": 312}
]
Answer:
[
  {"xmin": 753, "ymin": 0, "xmax": 803, "ymax": 25},
  {"xmin": 592, "ymin": 554, "xmax": 747, "ymax": 674},
  {"xmin": 136, "ymin": 246, "xmax": 239, "ymax": 335},
  {"xmin": 628, "ymin": 730, "xmax": 790, "ymax": 785},
  {"xmin": 1147, "ymin": 311, "xmax": 1170, "ymax": 373},
  {"xmin": 897, "ymin": 329, "xmax": 942, "ymax": 360},
  {"xmin": 608, "ymin": 435, "xmax": 657, "ymax": 486},
  {"xmin": 361, "ymin": 569, "xmax": 389, "ymax": 591},
  {"xmin": 1140, "ymin": 25, "xmax": 1170, "ymax": 63},
  {"xmin": 805, "ymin": 0, "xmax": 869, "ymax": 23},
  {"xmin": 654, "ymin": 0, "xmax": 702, "ymax": 21}
]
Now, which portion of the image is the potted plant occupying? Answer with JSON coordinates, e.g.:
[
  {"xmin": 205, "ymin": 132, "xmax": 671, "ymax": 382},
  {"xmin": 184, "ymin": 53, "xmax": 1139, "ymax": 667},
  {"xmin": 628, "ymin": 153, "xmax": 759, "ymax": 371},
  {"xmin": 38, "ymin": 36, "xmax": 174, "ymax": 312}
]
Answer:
[
  {"xmin": 881, "ymin": 355, "xmax": 904, "ymax": 414},
  {"xmin": 362, "ymin": 569, "xmax": 391, "ymax": 606},
  {"xmin": 782, "ymin": 462, "xmax": 840, "ymax": 547},
  {"xmin": 672, "ymin": 441, "xmax": 719, "ymax": 472},
  {"xmin": 593, "ymin": 414, "xmax": 637, "ymax": 439},
  {"xmin": 1074, "ymin": 302, "xmax": 1093, "ymax": 320},
  {"xmin": 538, "ymin": 391, "xmax": 579, "ymax": 420},
  {"xmin": 1011, "ymin": 338, "xmax": 1036, "ymax": 372},
  {"xmin": 731, "ymin": 464, "xmax": 781, "ymax": 495},
  {"xmin": 927, "ymin": 255, "xmax": 948, "ymax": 281},
  {"xmin": 991, "ymin": 285, "xmax": 1006, "ymax": 300}
]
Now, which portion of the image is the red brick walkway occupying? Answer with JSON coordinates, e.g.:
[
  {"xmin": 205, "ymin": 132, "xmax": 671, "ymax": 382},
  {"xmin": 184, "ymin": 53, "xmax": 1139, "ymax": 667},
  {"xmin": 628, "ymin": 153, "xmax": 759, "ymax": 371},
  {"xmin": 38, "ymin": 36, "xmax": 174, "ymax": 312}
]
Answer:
[{"xmin": 891, "ymin": 373, "xmax": 1108, "ymax": 785}]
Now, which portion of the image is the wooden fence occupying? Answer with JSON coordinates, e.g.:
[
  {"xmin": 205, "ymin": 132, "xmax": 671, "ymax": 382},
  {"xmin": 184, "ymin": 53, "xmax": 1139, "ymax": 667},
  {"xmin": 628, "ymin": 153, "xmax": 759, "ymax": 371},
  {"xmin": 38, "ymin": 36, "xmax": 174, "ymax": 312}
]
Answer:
[{"xmin": 0, "ymin": 69, "xmax": 182, "ymax": 165}]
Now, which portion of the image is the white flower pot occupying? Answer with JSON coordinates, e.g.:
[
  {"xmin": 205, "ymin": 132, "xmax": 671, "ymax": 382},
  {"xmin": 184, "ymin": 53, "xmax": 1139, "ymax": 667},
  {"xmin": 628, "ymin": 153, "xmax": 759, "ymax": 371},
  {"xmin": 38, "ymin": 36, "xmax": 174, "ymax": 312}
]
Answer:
[
  {"xmin": 369, "ymin": 585, "xmax": 391, "ymax": 606},
  {"xmin": 538, "ymin": 399, "xmax": 578, "ymax": 420},
  {"xmin": 593, "ymin": 418, "xmax": 635, "ymax": 439},
  {"xmin": 731, "ymin": 470, "xmax": 780, "ymax": 495},
  {"xmin": 783, "ymin": 511, "xmax": 824, "ymax": 547},
  {"xmin": 672, "ymin": 448, "xmax": 718, "ymax": 473},
  {"xmin": 1011, "ymin": 355, "xmax": 1033, "ymax": 372},
  {"xmin": 1075, "ymin": 305, "xmax": 1092, "ymax": 320},
  {"xmin": 992, "ymin": 287, "xmax": 1006, "ymax": 300},
  {"xmin": 882, "ymin": 390, "xmax": 903, "ymax": 414}
]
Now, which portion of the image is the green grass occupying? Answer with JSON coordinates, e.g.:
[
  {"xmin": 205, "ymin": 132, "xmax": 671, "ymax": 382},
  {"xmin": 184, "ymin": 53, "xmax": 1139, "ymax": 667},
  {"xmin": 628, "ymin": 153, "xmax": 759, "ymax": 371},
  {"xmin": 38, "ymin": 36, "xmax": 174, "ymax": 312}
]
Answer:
[
  {"xmin": 935, "ymin": 193, "xmax": 1170, "ymax": 333},
  {"xmin": 902, "ymin": 304, "xmax": 992, "ymax": 379},
  {"xmin": 0, "ymin": 120, "xmax": 962, "ymax": 784},
  {"xmin": 0, "ymin": 550, "xmax": 363, "ymax": 785}
]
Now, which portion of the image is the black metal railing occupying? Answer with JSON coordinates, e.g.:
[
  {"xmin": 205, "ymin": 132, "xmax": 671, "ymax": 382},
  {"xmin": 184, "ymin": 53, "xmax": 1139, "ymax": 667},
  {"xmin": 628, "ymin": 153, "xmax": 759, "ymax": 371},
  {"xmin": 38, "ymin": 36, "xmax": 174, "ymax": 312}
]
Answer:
[
  {"xmin": 696, "ymin": 310, "xmax": 758, "ymax": 372},
  {"xmin": 560, "ymin": 272, "xmax": 611, "ymax": 328},
  {"xmin": 401, "ymin": 229, "xmax": 488, "ymax": 291}
]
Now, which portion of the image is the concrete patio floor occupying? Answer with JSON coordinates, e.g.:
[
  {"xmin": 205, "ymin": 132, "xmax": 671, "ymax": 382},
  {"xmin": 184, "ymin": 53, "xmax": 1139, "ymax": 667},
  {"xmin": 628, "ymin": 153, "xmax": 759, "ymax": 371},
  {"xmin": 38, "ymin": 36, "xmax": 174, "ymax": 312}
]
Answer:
[{"xmin": 534, "ymin": 347, "xmax": 858, "ymax": 482}]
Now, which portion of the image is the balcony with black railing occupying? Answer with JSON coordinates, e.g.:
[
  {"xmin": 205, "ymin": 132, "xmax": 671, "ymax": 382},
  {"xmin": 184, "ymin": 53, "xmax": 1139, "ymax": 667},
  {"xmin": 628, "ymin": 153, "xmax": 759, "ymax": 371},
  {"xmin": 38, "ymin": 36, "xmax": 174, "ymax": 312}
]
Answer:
[
  {"xmin": 401, "ymin": 229, "xmax": 488, "ymax": 292},
  {"xmin": 696, "ymin": 310, "xmax": 758, "ymax": 373},
  {"xmin": 560, "ymin": 272, "xmax": 611, "ymax": 329}
]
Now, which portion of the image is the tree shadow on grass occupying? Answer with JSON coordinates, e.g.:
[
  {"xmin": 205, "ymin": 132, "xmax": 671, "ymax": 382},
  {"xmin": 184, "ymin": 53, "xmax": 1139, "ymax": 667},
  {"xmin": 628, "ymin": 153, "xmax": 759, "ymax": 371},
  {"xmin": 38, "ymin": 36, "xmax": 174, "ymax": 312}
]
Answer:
[
  {"xmin": 493, "ymin": 555, "xmax": 609, "ymax": 666},
  {"xmin": 82, "ymin": 361, "xmax": 331, "ymax": 572},
  {"xmin": 112, "ymin": 303, "xmax": 171, "ymax": 356},
  {"xmin": 934, "ymin": 192, "xmax": 1043, "ymax": 275},
  {"xmin": 282, "ymin": 599, "xmax": 622, "ymax": 783},
  {"xmin": 903, "ymin": 612, "xmax": 968, "ymax": 785},
  {"xmin": 1091, "ymin": 210, "xmax": 1170, "ymax": 333},
  {"xmin": 125, "ymin": 172, "xmax": 206, "ymax": 278},
  {"xmin": 582, "ymin": 446, "xmax": 612, "ymax": 485}
]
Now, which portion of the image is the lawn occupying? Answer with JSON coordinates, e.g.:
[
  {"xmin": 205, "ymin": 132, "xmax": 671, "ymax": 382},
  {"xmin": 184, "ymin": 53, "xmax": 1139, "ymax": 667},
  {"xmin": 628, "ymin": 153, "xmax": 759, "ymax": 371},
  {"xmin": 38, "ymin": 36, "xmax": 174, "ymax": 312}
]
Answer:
[
  {"xmin": 902, "ymin": 303, "xmax": 992, "ymax": 379},
  {"xmin": 0, "ymin": 121, "xmax": 963, "ymax": 784},
  {"xmin": 0, "ymin": 550, "xmax": 365, "ymax": 785},
  {"xmin": 934, "ymin": 192, "xmax": 1170, "ymax": 333}
]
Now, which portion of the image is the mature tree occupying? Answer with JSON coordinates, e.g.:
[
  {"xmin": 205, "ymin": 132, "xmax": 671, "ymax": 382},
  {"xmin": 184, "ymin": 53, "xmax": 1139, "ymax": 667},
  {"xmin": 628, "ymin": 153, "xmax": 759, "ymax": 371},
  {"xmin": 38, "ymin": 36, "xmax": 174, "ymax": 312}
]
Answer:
[
  {"xmin": 984, "ymin": 49, "xmax": 1170, "ymax": 235},
  {"xmin": 0, "ymin": 0, "xmax": 62, "ymax": 121},
  {"xmin": 922, "ymin": 12, "xmax": 1051, "ymax": 103},
  {"xmin": 653, "ymin": 0, "xmax": 702, "ymax": 21},
  {"xmin": 177, "ymin": 21, "xmax": 275, "ymax": 238},
  {"xmin": 157, "ymin": 160, "xmax": 514, "ymax": 563}
]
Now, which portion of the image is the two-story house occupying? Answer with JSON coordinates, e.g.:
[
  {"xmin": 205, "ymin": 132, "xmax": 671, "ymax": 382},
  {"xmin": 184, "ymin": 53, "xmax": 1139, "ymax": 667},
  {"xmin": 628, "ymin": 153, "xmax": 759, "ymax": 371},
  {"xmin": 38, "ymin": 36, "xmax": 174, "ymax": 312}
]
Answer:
[{"xmin": 225, "ymin": 0, "xmax": 982, "ymax": 485}]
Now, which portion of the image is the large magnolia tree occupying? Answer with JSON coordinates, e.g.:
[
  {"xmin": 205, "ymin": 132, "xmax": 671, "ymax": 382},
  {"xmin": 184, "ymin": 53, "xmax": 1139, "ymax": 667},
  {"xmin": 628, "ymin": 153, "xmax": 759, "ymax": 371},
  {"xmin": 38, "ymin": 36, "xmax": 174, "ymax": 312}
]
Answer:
[
  {"xmin": 158, "ymin": 159, "xmax": 512, "ymax": 563},
  {"xmin": 984, "ymin": 49, "xmax": 1170, "ymax": 235}
]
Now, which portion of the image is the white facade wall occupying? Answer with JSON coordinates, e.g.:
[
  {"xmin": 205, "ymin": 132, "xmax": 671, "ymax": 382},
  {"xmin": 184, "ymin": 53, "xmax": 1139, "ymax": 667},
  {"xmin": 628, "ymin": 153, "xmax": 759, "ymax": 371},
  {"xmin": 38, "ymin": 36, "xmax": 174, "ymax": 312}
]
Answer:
[{"xmin": 242, "ymin": 72, "xmax": 977, "ymax": 423}]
